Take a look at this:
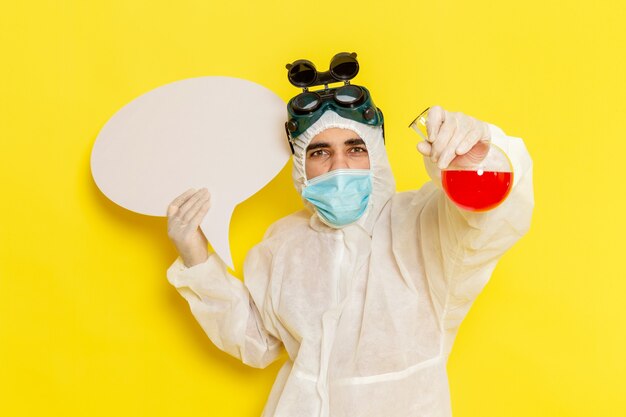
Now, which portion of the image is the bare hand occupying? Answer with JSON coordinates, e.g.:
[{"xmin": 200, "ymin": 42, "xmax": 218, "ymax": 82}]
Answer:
[
  {"xmin": 416, "ymin": 105, "xmax": 491, "ymax": 170},
  {"xmin": 167, "ymin": 188, "xmax": 211, "ymax": 267}
]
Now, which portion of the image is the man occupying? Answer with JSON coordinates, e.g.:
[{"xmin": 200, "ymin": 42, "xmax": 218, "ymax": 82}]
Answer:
[{"xmin": 165, "ymin": 72, "xmax": 533, "ymax": 416}]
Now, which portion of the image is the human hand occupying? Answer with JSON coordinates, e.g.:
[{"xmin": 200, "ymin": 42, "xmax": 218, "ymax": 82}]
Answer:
[
  {"xmin": 167, "ymin": 188, "xmax": 211, "ymax": 267},
  {"xmin": 416, "ymin": 105, "xmax": 491, "ymax": 170}
]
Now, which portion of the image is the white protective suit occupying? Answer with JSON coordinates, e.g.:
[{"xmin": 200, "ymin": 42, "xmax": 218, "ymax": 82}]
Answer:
[{"xmin": 167, "ymin": 111, "xmax": 534, "ymax": 417}]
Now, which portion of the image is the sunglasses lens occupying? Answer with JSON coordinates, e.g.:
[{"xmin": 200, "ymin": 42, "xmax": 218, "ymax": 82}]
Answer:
[
  {"xmin": 334, "ymin": 85, "xmax": 364, "ymax": 105},
  {"xmin": 288, "ymin": 60, "xmax": 317, "ymax": 87},
  {"xmin": 293, "ymin": 92, "xmax": 321, "ymax": 113},
  {"xmin": 329, "ymin": 52, "xmax": 359, "ymax": 80}
]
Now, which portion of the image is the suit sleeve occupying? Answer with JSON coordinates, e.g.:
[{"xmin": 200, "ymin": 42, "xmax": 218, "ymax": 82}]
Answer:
[
  {"xmin": 167, "ymin": 249, "xmax": 283, "ymax": 368},
  {"xmin": 418, "ymin": 123, "xmax": 534, "ymax": 353}
]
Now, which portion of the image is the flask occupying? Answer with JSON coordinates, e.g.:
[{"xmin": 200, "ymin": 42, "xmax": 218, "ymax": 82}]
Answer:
[{"xmin": 410, "ymin": 108, "xmax": 513, "ymax": 212}]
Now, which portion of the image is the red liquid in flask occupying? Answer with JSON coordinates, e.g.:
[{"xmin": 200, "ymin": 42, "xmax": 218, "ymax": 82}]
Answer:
[{"xmin": 442, "ymin": 170, "xmax": 513, "ymax": 212}]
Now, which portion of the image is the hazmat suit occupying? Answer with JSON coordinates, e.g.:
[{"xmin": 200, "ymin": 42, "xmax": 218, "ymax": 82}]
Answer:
[{"xmin": 166, "ymin": 110, "xmax": 534, "ymax": 417}]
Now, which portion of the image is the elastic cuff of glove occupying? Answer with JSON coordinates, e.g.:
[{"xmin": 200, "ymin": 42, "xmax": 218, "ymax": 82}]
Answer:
[{"xmin": 167, "ymin": 255, "xmax": 213, "ymax": 287}]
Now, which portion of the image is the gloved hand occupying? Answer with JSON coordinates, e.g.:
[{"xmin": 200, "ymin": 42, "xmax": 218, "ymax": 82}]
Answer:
[
  {"xmin": 167, "ymin": 188, "xmax": 211, "ymax": 267},
  {"xmin": 416, "ymin": 105, "xmax": 491, "ymax": 170}
]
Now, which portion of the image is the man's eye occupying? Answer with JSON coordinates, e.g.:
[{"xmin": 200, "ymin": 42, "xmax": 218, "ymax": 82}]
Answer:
[
  {"xmin": 350, "ymin": 146, "xmax": 368, "ymax": 153},
  {"xmin": 308, "ymin": 149, "xmax": 328, "ymax": 158}
]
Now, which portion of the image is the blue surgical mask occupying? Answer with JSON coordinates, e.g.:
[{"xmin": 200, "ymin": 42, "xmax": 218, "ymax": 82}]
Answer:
[{"xmin": 301, "ymin": 169, "xmax": 372, "ymax": 228}]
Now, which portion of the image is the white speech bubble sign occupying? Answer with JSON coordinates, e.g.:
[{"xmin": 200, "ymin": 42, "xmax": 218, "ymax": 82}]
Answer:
[{"xmin": 91, "ymin": 77, "xmax": 290, "ymax": 268}]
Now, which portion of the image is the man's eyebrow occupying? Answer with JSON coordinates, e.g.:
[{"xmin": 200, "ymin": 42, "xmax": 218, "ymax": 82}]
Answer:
[
  {"xmin": 345, "ymin": 138, "xmax": 365, "ymax": 146},
  {"xmin": 305, "ymin": 138, "xmax": 366, "ymax": 153},
  {"xmin": 306, "ymin": 142, "xmax": 330, "ymax": 152}
]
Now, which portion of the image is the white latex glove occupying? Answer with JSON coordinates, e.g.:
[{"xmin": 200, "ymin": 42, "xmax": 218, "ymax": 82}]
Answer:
[
  {"xmin": 416, "ymin": 105, "xmax": 492, "ymax": 170},
  {"xmin": 167, "ymin": 188, "xmax": 211, "ymax": 267}
]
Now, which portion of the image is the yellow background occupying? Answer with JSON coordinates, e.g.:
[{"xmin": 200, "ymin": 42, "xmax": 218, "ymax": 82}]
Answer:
[{"xmin": 1, "ymin": 0, "xmax": 625, "ymax": 416}]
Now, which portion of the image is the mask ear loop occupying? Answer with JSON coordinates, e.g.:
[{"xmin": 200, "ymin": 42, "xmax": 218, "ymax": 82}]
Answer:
[{"xmin": 302, "ymin": 151, "xmax": 310, "ymax": 187}]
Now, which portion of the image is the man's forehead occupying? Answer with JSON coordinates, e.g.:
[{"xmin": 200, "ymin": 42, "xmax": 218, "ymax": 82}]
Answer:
[{"xmin": 309, "ymin": 128, "xmax": 362, "ymax": 144}]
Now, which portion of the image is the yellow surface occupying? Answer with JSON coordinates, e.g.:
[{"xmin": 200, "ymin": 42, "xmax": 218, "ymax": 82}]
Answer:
[{"xmin": 1, "ymin": 1, "xmax": 625, "ymax": 416}]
